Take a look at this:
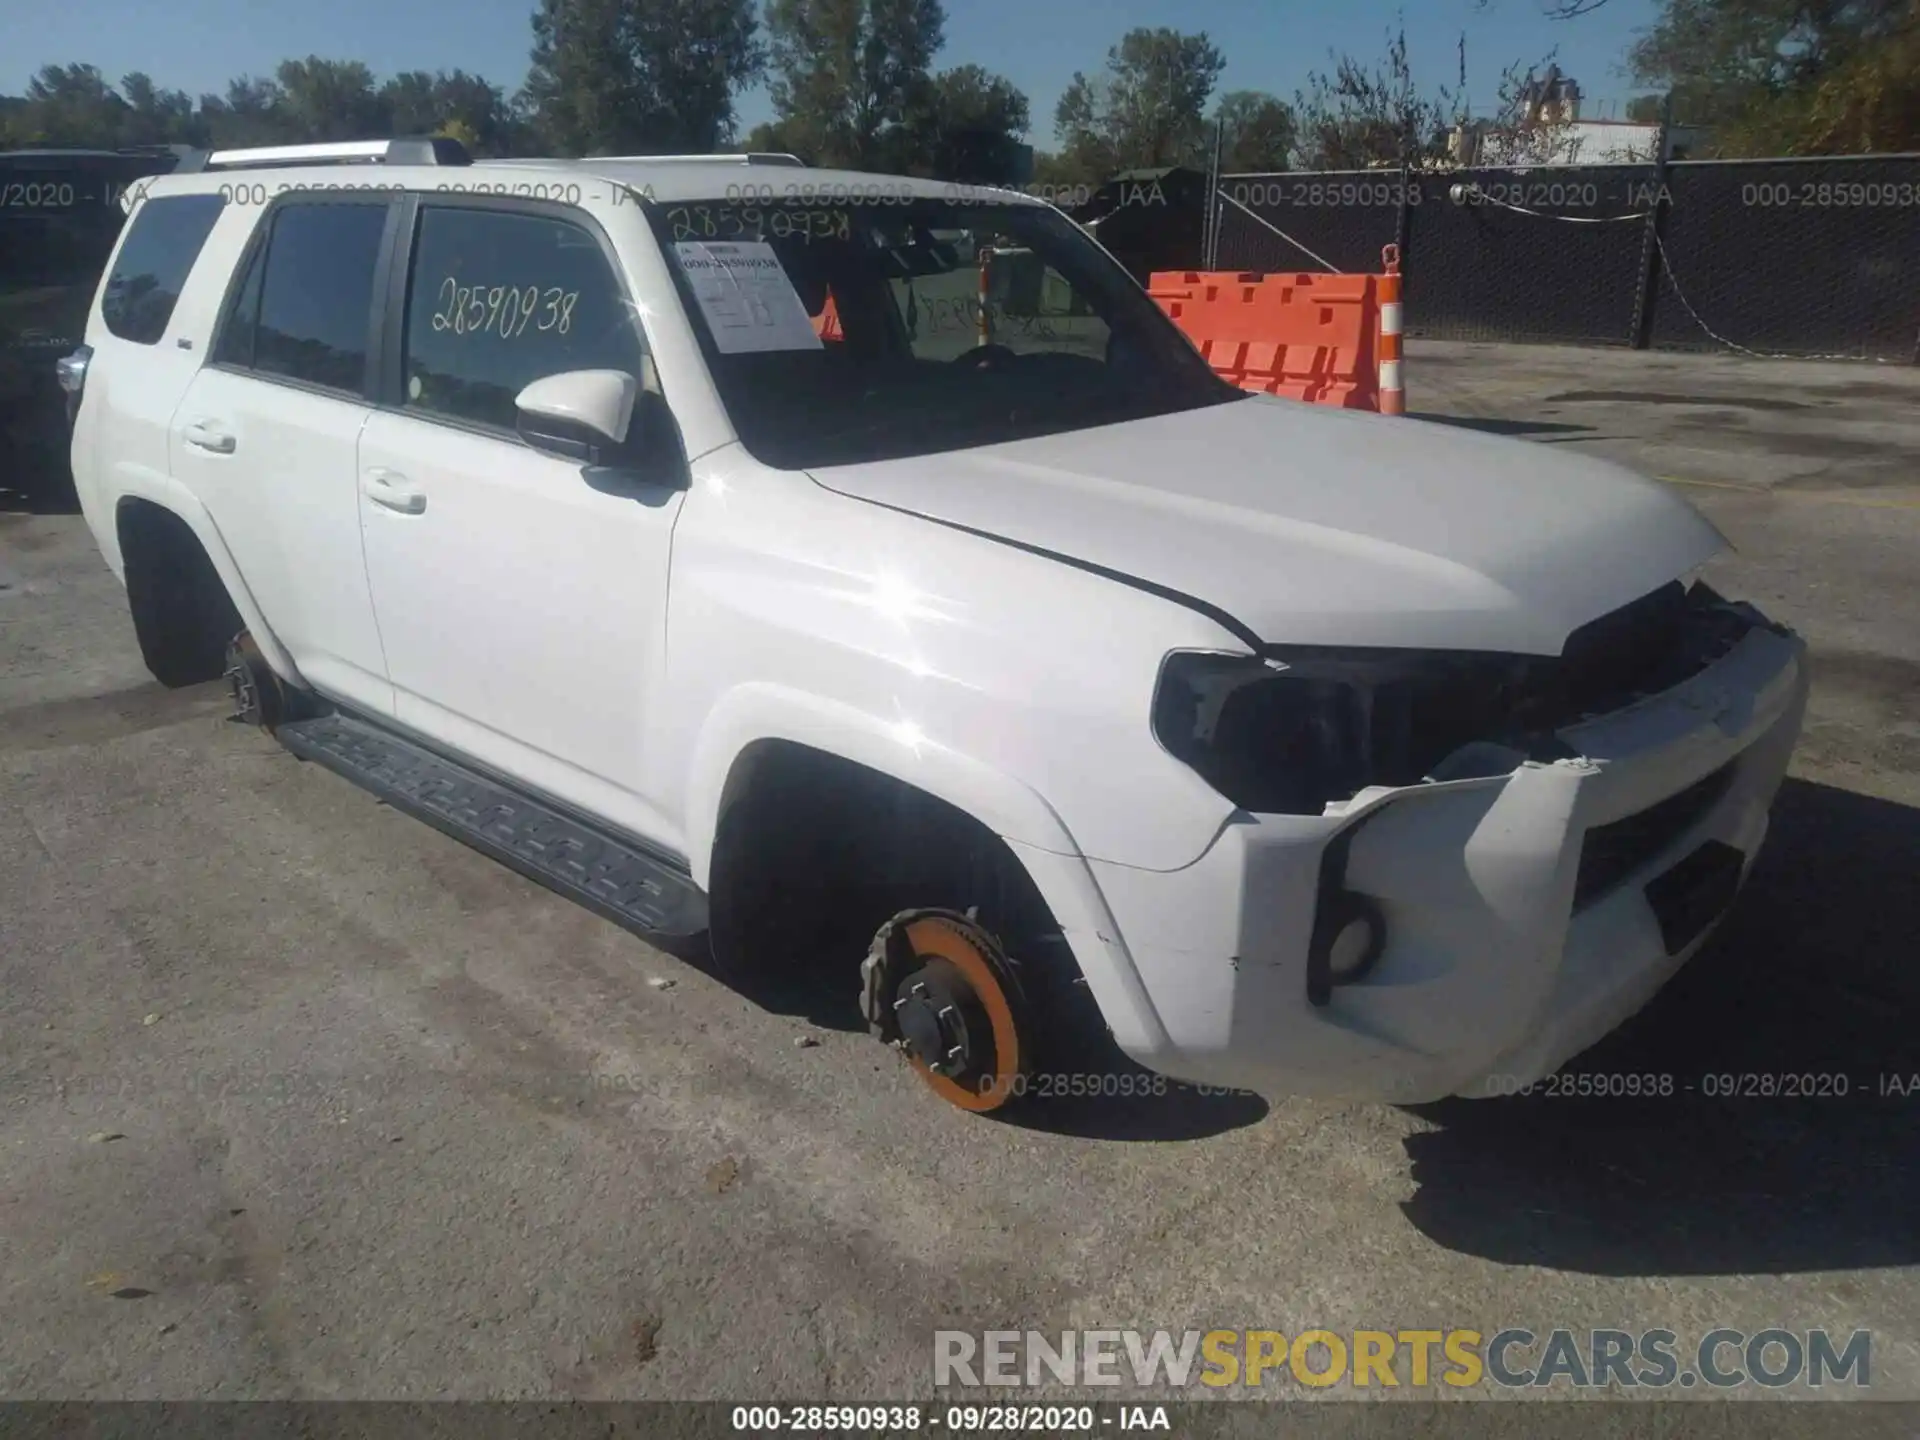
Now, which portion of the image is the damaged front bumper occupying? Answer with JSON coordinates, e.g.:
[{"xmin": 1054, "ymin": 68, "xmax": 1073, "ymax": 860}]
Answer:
[{"xmin": 1085, "ymin": 606, "xmax": 1810, "ymax": 1103}]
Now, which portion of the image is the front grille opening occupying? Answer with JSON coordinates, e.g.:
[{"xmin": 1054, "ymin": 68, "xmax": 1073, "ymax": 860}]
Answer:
[
  {"xmin": 1169, "ymin": 583, "xmax": 1761, "ymax": 817},
  {"xmin": 1574, "ymin": 762, "xmax": 1736, "ymax": 911},
  {"xmin": 1330, "ymin": 584, "xmax": 1753, "ymax": 793}
]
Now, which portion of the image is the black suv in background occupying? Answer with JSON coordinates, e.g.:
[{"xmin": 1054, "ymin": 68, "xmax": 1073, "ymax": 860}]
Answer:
[{"xmin": 2, "ymin": 146, "xmax": 187, "ymax": 503}]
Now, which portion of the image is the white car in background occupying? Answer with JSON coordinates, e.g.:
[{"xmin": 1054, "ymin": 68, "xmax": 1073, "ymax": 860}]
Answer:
[{"xmin": 61, "ymin": 139, "xmax": 1808, "ymax": 1115}]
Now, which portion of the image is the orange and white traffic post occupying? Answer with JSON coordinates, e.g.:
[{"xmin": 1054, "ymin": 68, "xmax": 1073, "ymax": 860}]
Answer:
[{"xmin": 1377, "ymin": 244, "xmax": 1405, "ymax": 416}]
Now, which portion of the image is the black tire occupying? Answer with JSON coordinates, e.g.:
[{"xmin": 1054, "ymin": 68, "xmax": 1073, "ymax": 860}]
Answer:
[{"xmin": 121, "ymin": 512, "xmax": 241, "ymax": 688}]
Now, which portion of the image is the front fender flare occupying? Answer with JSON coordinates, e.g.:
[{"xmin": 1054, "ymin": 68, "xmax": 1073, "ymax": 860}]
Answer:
[
  {"xmin": 683, "ymin": 682, "xmax": 1079, "ymax": 889},
  {"xmin": 681, "ymin": 683, "xmax": 1175, "ymax": 1058}
]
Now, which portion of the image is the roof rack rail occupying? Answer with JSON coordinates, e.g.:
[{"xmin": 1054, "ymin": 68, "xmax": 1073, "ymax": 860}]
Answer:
[
  {"xmin": 584, "ymin": 152, "xmax": 806, "ymax": 167},
  {"xmin": 1, "ymin": 145, "xmax": 192, "ymax": 161},
  {"xmin": 172, "ymin": 137, "xmax": 472, "ymax": 173}
]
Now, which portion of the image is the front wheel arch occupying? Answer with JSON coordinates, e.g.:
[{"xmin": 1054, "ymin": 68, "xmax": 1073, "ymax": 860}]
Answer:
[{"xmin": 703, "ymin": 741, "xmax": 1105, "ymax": 1052}]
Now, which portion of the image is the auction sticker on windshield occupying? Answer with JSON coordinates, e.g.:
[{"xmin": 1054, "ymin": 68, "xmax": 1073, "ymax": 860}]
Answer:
[{"xmin": 674, "ymin": 240, "xmax": 823, "ymax": 354}]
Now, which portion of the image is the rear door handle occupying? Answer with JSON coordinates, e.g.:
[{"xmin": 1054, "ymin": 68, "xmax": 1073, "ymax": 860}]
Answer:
[
  {"xmin": 183, "ymin": 420, "xmax": 236, "ymax": 454},
  {"xmin": 361, "ymin": 468, "xmax": 427, "ymax": 515}
]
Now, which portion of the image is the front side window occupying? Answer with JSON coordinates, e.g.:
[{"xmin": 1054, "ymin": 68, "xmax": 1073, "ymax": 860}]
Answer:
[
  {"xmin": 98, "ymin": 192, "xmax": 225, "ymax": 345},
  {"xmin": 400, "ymin": 206, "xmax": 646, "ymax": 432},
  {"xmin": 646, "ymin": 197, "xmax": 1238, "ymax": 469},
  {"xmin": 247, "ymin": 200, "xmax": 388, "ymax": 393}
]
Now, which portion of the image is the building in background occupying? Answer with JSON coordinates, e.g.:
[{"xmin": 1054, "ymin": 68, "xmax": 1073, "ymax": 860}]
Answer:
[{"xmin": 1451, "ymin": 67, "xmax": 1709, "ymax": 166}]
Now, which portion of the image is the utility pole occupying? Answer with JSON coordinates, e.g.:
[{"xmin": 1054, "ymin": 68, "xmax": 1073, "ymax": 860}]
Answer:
[
  {"xmin": 1629, "ymin": 90, "xmax": 1676, "ymax": 351},
  {"xmin": 1204, "ymin": 113, "xmax": 1225, "ymax": 270}
]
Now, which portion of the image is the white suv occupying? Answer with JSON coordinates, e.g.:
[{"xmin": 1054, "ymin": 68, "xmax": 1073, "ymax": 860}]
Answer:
[{"xmin": 63, "ymin": 139, "xmax": 1808, "ymax": 1114}]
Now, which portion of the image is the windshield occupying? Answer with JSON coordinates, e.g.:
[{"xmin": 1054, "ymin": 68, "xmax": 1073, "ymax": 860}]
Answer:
[{"xmin": 645, "ymin": 196, "xmax": 1241, "ymax": 469}]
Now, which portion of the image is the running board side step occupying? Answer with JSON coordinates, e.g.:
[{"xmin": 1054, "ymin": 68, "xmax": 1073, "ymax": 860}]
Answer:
[{"xmin": 276, "ymin": 713, "xmax": 708, "ymax": 939}]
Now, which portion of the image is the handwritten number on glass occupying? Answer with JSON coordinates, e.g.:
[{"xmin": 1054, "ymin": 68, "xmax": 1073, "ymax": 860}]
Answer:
[
  {"xmin": 430, "ymin": 278, "xmax": 576, "ymax": 339},
  {"xmin": 667, "ymin": 205, "xmax": 851, "ymax": 245}
]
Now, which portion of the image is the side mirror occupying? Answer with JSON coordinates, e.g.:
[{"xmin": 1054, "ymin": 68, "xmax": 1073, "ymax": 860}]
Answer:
[{"xmin": 515, "ymin": 369, "xmax": 638, "ymax": 466}]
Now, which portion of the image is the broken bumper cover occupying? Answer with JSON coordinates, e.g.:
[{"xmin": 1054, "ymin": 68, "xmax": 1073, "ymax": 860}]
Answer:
[{"xmin": 1084, "ymin": 612, "xmax": 1810, "ymax": 1103}]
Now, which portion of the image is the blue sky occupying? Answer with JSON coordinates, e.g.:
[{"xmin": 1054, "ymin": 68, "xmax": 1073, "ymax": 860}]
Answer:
[{"xmin": 3, "ymin": 0, "xmax": 1664, "ymax": 143}]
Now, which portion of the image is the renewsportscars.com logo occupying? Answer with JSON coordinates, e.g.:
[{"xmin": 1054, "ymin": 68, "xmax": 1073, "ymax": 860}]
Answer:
[{"xmin": 933, "ymin": 1328, "xmax": 1872, "ymax": 1392}]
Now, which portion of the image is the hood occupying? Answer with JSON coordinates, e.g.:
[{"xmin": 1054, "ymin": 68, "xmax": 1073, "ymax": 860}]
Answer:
[{"xmin": 806, "ymin": 395, "xmax": 1727, "ymax": 656}]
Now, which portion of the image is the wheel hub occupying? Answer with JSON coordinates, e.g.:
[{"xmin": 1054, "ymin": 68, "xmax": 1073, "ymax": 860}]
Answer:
[
  {"xmin": 892, "ymin": 963, "xmax": 980, "ymax": 1077},
  {"xmin": 222, "ymin": 631, "xmax": 284, "ymax": 730},
  {"xmin": 860, "ymin": 909, "xmax": 1033, "ymax": 1113},
  {"xmin": 224, "ymin": 650, "xmax": 260, "ymax": 723}
]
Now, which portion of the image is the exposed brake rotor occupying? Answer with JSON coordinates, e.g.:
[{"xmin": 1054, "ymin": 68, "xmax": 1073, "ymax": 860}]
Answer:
[{"xmin": 861, "ymin": 908, "xmax": 1033, "ymax": 1113}]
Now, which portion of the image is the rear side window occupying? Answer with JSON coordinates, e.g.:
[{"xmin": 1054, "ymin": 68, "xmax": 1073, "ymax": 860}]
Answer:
[
  {"xmin": 100, "ymin": 193, "xmax": 224, "ymax": 344},
  {"xmin": 240, "ymin": 201, "xmax": 389, "ymax": 394}
]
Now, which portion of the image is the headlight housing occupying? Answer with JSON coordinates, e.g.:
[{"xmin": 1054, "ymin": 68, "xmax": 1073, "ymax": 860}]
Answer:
[
  {"xmin": 1150, "ymin": 648, "xmax": 1548, "ymax": 815},
  {"xmin": 1150, "ymin": 581, "xmax": 1753, "ymax": 816}
]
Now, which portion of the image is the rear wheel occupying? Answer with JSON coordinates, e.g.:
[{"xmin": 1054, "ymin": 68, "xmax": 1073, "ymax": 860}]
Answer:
[{"xmin": 119, "ymin": 504, "xmax": 241, "ymax": 688}]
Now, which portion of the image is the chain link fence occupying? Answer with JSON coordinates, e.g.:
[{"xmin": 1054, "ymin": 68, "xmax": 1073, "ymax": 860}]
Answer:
[{"xmin": 1207, "ymin": 154, "xmax": 1920, "ymax": 363}]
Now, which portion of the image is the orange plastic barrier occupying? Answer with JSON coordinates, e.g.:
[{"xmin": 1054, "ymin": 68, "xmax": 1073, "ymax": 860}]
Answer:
[{"xmin": 1149, "ymin": 248, "xmax": 1403, "ymax": 413}]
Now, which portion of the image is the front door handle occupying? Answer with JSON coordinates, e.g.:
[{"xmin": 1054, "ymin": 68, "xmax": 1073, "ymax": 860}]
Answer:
[
  {"xmin": 183, "ymin": 420, "xmax": 236, "ymax": 454},
  {"xmin": 361, "ymin": 468, "xmax": 427, "ymax": 515}
]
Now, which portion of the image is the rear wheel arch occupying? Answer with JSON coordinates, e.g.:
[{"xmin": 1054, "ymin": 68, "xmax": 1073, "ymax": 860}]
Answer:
[
  {"xmin": 111, "ymin": 489, "xmax": 296, "ymax": 689},
  {"xmin": 116, "ymin": 497, "xmax": 236, "ymax": 686}
]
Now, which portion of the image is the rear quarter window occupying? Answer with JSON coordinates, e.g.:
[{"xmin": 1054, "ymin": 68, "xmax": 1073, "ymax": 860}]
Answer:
[{"xmin": 100, "ymin": 192, "xmax": 225, "ymax": 345}]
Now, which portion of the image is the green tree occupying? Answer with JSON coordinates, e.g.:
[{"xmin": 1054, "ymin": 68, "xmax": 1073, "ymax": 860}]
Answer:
[
  {"xmin": 1028, "ymin": 147, "xmax": 1102, "ymax": 188},
  {"xmin": 273, "ymin": 58, "xmax": 388, "ymax": 142},
  {"xmin": 0, "ymin": 96, "xmax": 28, "ymax": 146},
  {"xmin": 1054, "ymin": 28, "xmax": 1226, "ymax": 175},
  {"xmin": 1629, "ymin": 0, "xmax": 1920, "ymax": 152},
  {"xmin": 524, "ymin": 0, "xmax": 765, "ymax": 155},
  {"xmin": 1486, "ymin": 0, "xmax": 1920, "ymax": 153},
  {"xmin": 1292, "ymin": 26, "xmax": 1458, "ymax": 168},
  {"xmin": 1211, "ymin": 90, "xmax": 1296, "ymax": 171},
  {"xmin": 119, "ymin": 73, "xmax": 201, "ymax": 145},
  {"xmin": 895, "ymin": 63, "xmax": 1030, "ymax": 179},
  {"xmin": 1788, "ymin": 8, "xmax": 1920, "ymax": 151},
  {"xmin": 382, "ymin": 70, "xmax": 523, "ymax": 155},
  {"xmin": 10, "ymin": 64, "xmax": 129, "ymax": 146},
  {"xmin": 763, "ymin": 0, "xmax": 947, "ymax": 169},
  {"xmin": 739, "ymin": 117, "xmax": 801, "ymax": 154},
  {"xmin": 195, "ymin": 76, "xmax": 301, "ymax": 148}
]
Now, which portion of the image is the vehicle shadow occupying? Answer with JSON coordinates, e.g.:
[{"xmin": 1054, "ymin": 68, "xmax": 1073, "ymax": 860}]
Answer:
[
  {"xmin": 1002, "ymin": 1076, "xmax": 1270, "ymax": 1143},
  {"xmin": 664, "ymin": 932, "xmax": 1270, "ymax": 1142},
  {"xmin": 1411, "ymin": 412, "xmax": 1596, "ymax": 439},
  {"xmin": 1399, "ymin": 777, "xmax": 1920, "ymax": 1276},
  {"xmin": 0, "ymin": 455, "xmax": 80, "ymax": 515}
]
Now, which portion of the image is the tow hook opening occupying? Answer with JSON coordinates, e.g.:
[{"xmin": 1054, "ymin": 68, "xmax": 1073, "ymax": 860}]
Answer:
[
  {"xmin": 1321, "ymin": 895, "xmax": 1387, "ymax": 987},
  {"xmin": 1306, "ymin": 821, "xmax": 1387, "ymax": 1007}
]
